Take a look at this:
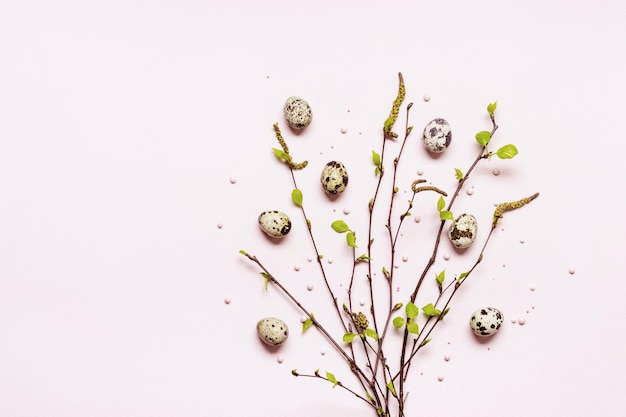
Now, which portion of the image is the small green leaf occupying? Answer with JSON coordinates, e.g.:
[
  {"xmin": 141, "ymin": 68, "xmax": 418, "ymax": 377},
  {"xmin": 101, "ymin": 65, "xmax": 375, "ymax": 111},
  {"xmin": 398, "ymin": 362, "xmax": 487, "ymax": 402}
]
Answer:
[
  {"xmin": 260, "ymin": 272, "xmax": 271, "ymax": 291},
  {"xmin": 374, "ymin": 166, "xmax": 381, "ymax": 176},
  {"xmin": 377, "ymin": 408, "xmax": 384, "ymax": 416},
  {"xmin": 393, "ymin": 316, "xmax": 405, "ymax": 328},
  {"xmin": 366, "ymin": 391, "xmax": 375, "ymax": 403},
  {"xmin": 405, "ymin": 301, "xmax": 419, "ymax": 320},
  {"xmin": 475, "ymin": 130, "xmax": 492, "ymax": 146},
  {"xmin": 387, "ymin": 380, "xmax": 397, "ymax": 396},
  {"xmin": 346, "ymin": 231, "xmax": 357, "ymax": 248},
  {"xmin": 343, "ymin": 332, "xmax": 356, "ymax": 343},
  {"xmin": 331, "ymin": 220, "xmax": 350, "ymax": 233},
  {"xmin": 372, "ymin": 150, "xmax": 381, "ymax": 166},
  {"xmin": 272, "ymin": 148, "xmax": 292, "ymax": 162},
  {"xmin": 291, "ymin": 189, "xmax": 303, "ymax": 207},
  {"xmin": 454, "ymin": 168, "xmax": 464, "ymax": 180},
  {"xmin": 436, "ymin": 270, "xmax": 445, "ymax": 291},
  {"xmin": 356, "ymin": 254, "xmax": 371, "ymax": 263},
  {"xmin": 440, "ymin": 210, "xmax": 454, "ymax": 221},
  {"xmin": 458, "ymin": 271, "xmax": 469, "ymax": 284},
  {"xmin": 407, "ymin": 321, "xmax": 419, "ymax": 335},
  {"xmin": 437, "ymin": 195, "xmax": 445, "ymax": 212},
  {"xmin": 392, "ymin": 302, "xmax": 403, "ymax": 311},
  {"xmin": 422, "ymin": 303, "xmax": 437, "ymax": 317},
  {"xmin": 441, "ymin": 307, "xmax": 450, "ymax": 318},
  {"xmin": 326, "ymin": 371, "xmax": 338, "ymax": 387},
  {"xmin": 496, "ymin": 144, "xmax": 518, "ymax": 159},
  {"xmin": 487, "ymin": 101, "xmax": 497, "ymax": 115},
  {"xmin": 382, "ymin": 266, "xmax": 390, "ymax": 279},
  {"xmin": 302, "ymin": 319, "xmax": 313, "ymax": 333},
  {"xmin": 420, "ymin": 338, "xmax": 432, "ymax": 346},
  {"xmin": 365, "ymin": 328, "xmax": 379, "ymax": 341}
]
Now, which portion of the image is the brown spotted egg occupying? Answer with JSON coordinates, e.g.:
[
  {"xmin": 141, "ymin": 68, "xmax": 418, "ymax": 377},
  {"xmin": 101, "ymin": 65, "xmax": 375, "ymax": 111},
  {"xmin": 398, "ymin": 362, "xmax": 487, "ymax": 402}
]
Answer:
[
  {"xmin": 321, "ymin": 161, "xmax": 348, "ymax": 194},
  {"xmin": 470, "ymin": 307, "xmax": 503, "ymax": 337},
  {"xmin": 257, "ymin": 317, "xmax": 289, "ymax": 346},
  {"xmin": 258, "ymin": 210, "xmax": 291, "ymax": 238},
  {"xmin": 284, "ymin": 96, "xmax": 312, "ymax": 129},
  {"xmin": 448, "ymin": 213, "xmax": 477, "ymax": 248},
  {"xmin": 422, "ymin": 118, "xmax": 452, "ymax": 153}
]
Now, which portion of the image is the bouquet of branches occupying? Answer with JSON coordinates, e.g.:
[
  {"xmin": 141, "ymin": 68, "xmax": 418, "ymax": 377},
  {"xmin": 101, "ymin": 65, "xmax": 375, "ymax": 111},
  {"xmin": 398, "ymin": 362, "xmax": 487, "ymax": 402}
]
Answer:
[{"xmin": 240, "ymin": 73, "xmax": 538, "ymax": 417}]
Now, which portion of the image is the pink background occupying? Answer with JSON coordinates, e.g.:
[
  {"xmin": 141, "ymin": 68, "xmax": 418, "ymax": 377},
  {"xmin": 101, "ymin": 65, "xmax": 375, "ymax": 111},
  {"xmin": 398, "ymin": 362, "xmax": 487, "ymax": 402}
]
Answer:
[{"xmin": 1, "ymin": 1, "xmax": 625, "ymax": 416}]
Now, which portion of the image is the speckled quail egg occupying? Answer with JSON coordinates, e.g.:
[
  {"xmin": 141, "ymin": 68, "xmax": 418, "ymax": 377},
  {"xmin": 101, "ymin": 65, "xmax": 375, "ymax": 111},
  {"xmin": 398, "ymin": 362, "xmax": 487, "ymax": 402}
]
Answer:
[
  {"xmin": 321, "ymin": 161, "xmax": 348, "ymax": 194},
  {"xmin": 258, "ymin": 210, "xmax": 292, "ymax": 238},
  {"xmin": 284, "ymin": 96, "xmax": 312, "ymax": 129},
  {"xmin": 257, "ymin": 317, "xmax": 289, "ymax": 346},
  {"xmin": 422, "ymin": 118, "xmax": 452, "ymax": 153},
  {"xmin": 469, "ymin": 307, "xmax": 503, "ymax": 337},
  {"xmin": 448, "ymin": 213, "xmax": 478, "ymax": 248}
]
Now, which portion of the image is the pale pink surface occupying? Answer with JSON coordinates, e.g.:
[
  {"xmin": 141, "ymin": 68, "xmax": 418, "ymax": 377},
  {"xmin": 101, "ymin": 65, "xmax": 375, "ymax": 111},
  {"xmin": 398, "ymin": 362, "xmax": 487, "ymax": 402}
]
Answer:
[{"xmin": 0, "ymin": 1, "xmax": 625, "ymax": 416}]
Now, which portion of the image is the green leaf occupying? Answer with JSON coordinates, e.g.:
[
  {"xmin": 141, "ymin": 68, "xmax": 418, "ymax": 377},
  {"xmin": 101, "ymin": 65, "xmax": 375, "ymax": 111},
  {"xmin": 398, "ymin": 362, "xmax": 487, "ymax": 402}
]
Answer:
[
  {"xmin": 454, "ymin": 168, "xmax": 464, "ymax": 180},
  {"xmin": 365, "ymin": 391, "xmax": 375, "ymax": 403},
  {"xmin": 343, "ymin": 332, "xmax": 356, "ymax": 343},
  {"xmin": 365, "ymin": 328, "xmax": 379, "ymax": 341},
  {"xmin": 407, "ymin": 321, "xmax": 419, "ymax": 335},
  {"xmin": 422, "ymin": 303, "xmax": 437, "ymax": 317},
  {"xmin": 387, "ymin": 380, "xmax": 397, "ymax": 396},
  {"xmin": 302, "ymin": 319, "xmax": 313, "ymax": 333},
  {"xmin": 377, "ymin": 408, "xmax": 384, "ymax": 416},
  {"xmin": 475, "ymin": 130, "xmax": 492, "ymax": 146},
  {"xmin": 346, "ymin": 231, "xmax": 357, "ymax": 248},
  {"xmin": 496, "ymin": 144, "xmax": 518, "ymax": 159},
  {"xmin": 441, "ymin": 307, "xmax": 450, "ymax": 318},
  {"xmin": 440, "ymin": 210, "xmax": 454, "ymax": 221},
  {"xmin": 487, "ymin": 101, "xmax": 497, "ymax": 115},
  {"xmin": 436, "ymin": 270, "xmax": 445, "ymax": 291},
  {"xmin": 458, "ymin": 271, "xmax": 469, "ymax": 284},
  {"xmin": 437, "ymin": 195, "xmax": 445, "ymax": 212},
  {"xmin": 393, "ymin": 316, "xmax": 405, "ymax": 328},
  {"xmin": 405, "ymin": 301, "xmax": 419, "ymax": 320},
  {"xmin": 272, "ymin": 148, "xmax": 292, "ymax": 162},
  {"xmin": 326, "ymin": 371, "xmax": 338, "ymax": 387},
  {"xmin": 420, "ymin": 338, "xmax": 432, "ymax": 347},
  {"xmin": 239, "ymin": 249, "xmax": 247, "ymax": 256},
  {"xmin": 372, "ymin": 150, "xmax": 381, "ymax": 166},
  {"xmin": 260, "ymin": 272, "xmax": 271, "ymax": 291},
  {"xmin": 382, "ymin": 266, "xmax": 390, "ymax": 279},
  {"xmin": 291, "ymin": 189, "xmax": 303, "ymax": 207},
  {"xmin": 356, "ymin": 254, "xmax": 371, "ymax": 263},
  {"xmin": 331, "ymin": 220, "xmax": 350, "ymax": 233}
]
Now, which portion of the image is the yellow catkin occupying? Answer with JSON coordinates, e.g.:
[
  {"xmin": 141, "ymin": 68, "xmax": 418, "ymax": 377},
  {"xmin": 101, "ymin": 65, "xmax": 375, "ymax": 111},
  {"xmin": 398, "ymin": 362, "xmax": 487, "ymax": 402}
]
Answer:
[
  {"xmin": 384, "ymin": 73, "xmax": 406, "ymax": 134},
  {"xmin": 411, "ymin": 181, "xmax": 448, "ymax": 196},
  {"xmin": 273, "ymin": 123, "xmax": 289, "ymax": 154},
  {"xmin": 352, "ymin": 312, "xmax": 369, "ymax": 332},
  {"xmin": 492, "ymin": 192, "xmax": 539, "ymax": 226}
]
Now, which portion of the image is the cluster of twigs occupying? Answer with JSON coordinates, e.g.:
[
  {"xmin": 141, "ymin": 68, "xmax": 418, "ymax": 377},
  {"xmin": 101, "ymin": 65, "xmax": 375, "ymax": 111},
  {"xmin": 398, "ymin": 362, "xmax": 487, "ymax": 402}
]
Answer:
[{"xmin": 240, "ymin": 73, "xmax": 537, "ymax": 417}]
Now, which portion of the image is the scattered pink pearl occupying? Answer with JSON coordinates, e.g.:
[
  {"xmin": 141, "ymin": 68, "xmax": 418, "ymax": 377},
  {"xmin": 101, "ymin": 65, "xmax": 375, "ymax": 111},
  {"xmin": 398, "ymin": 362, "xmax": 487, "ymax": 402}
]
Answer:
[
  {"xmin": 518, "ymin": 317, "xmax": 526, "ymax": 325},
  {"xmin": 217, "ymin": 222, "xmax": 223, "ymax": 229},
  {"xmin": 414, "ymin": 216, "xmax": 421, "ymax": 223},
  {"xmin": 340, "ymin": 127, "xmax": 348, "ymax": 134},
  {"xmin": 569, "ymin": 267, "xmax": 576, "ymax": 275},
  {"xmin": 307, "ymin": 257, "xmax": 313, "ymax": 262},
  {"xmin": 492, "ymin": 168, "xmax": 501, "ymax": 176},
  {"xmin": 520, "ymin": 237, "xmax": 526, "ymax": 244},
  {"xmin": 343, "ymin": 207, "xmax": 350, "ymax": 215},
  {"xmin": 294, "ymin": 265, "xmax": 301, "ymax": 271},
  {"xmin": 327, "ymin": 258, "xmax": 334, "ymax": 264},
  {"xmin": 443, "ymin": 253, "xmax": 451, "ymax": 261},
  {"xmin": 229, "ymin": 177, "xmax": 237, "ymax": 184},
  {"xmin": 307, "ymin": 284, "xmax": 314, "ymax": 291},
  {"xmin": 320, "ymin": 350, "xmax": 326, "ymax": 356},
  {"xmin": 417, "ymin": 169, "xmax": 424, "ymax": 176},
  {"xmin": 437, "ymin": 375, "xmax": 444, "ymax": 382},
  {"xmin": 224, "ymin": 297, "xmax": 231, "ymax": 304},
  {"xmin": 402, "ymin": 255, "xmax": 408, "ymax": 262},
  {"xmin": 530, "ymin": 284, "xmax": 536, "ymax": 291},
  {"xmin": 359, "ymin": 300, "xmax": 366, "ymax": 306},
  {"xmin": 444, "ymin": 354, "xmax": 451, "ymax": 362},
  {"xmin": 423, "ymin": 94, "xmax": 431, "ymax": 102},
  {"xmin": 394, "ymin": 264, "xmax": 399, "ymax": 269},
  {"xmin": 511, "ymin": 318, "xmax": 517, "ymax": 324},
  {"xmin": 300, "ymin": 315, "xmax": 308, "ymax": 323},
  {"xmin": 466, "ymin": 186, "xmax": 474, "ymax": 196},
  {"xmin": 277, "ymin": 357, "xmax": 284, "ymax": 364}
]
